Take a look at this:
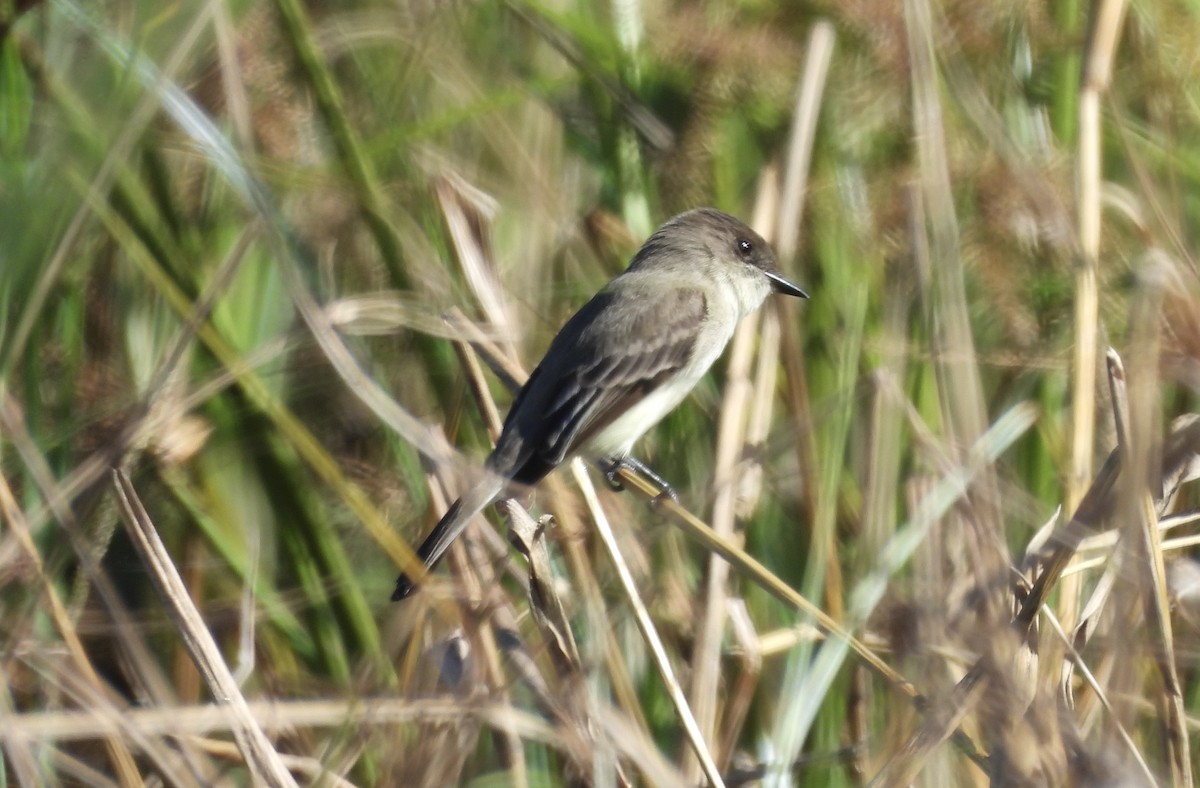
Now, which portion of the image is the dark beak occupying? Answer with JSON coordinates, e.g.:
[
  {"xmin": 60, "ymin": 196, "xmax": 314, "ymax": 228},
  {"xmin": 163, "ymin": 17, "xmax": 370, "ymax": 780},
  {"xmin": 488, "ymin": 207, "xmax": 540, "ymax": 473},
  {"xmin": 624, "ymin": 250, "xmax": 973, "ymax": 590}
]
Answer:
[{"xmin": 764, "ymin": 269, "xmax": 809, "ymax": 299}]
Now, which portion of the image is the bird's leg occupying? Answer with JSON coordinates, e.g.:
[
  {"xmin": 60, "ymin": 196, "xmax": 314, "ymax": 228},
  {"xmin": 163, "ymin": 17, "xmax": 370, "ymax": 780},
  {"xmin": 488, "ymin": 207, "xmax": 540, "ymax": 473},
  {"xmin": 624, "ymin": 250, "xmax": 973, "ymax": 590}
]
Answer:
[{"xmin": 600, "ymin": 456, "xmax": 680, "ymax": 505}]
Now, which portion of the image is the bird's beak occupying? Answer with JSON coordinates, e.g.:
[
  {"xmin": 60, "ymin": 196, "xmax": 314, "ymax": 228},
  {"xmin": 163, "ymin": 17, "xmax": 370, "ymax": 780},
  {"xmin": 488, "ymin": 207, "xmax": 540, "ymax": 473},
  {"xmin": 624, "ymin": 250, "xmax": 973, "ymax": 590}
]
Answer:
[{"xmin": 764, "ymin": 269, "xmax": 809, "ymax": 299}]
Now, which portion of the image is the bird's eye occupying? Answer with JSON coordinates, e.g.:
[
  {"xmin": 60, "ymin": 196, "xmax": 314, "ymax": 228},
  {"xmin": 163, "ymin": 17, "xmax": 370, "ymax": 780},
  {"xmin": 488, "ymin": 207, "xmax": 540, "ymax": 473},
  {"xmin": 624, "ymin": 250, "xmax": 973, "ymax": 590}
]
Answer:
[{"xmin": 736, "ymin": 238, "xmax": 753, "ymax": 258}]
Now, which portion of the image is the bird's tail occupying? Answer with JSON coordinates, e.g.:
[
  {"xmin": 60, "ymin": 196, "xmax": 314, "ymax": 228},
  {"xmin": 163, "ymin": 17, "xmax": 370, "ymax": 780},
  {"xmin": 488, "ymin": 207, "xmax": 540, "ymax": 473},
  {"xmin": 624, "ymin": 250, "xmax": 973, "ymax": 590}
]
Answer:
[{"xmin": 392, "ymin": 477, "xmax": 504, "ymax": 601}]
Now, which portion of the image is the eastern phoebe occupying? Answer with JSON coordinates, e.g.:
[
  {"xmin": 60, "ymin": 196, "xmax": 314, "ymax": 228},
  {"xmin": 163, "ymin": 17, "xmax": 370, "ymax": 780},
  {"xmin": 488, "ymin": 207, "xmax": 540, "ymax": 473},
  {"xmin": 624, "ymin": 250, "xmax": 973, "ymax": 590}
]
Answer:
[{"xmin": 393, "ymin": 208, "xmax": 807, "ymax": 600}]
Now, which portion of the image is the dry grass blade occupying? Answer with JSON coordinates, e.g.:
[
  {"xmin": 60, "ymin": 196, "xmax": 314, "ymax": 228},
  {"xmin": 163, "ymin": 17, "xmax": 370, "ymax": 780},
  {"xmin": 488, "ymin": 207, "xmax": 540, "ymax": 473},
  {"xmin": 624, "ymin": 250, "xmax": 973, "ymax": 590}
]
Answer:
[
  {"xmin": 688, "ymin": 283, "xmax": 759, "ymax": 780},
  {"xmin": 1041, "ymin": 601, "xmax": 1155, "ymax": 783},
  {"xmin": 690, "ymin": 154, "xmax": 786, "ymax": 756},
  {"xmin": 776, "ymin": 20, "xmax": 834, "ymax": 264},
  {"xmin": 0, "ymin": 695, "xmax": 695, "ymax": 788},
  {"xmin": 503, "ymin": 501, "xmax": 580, "ymax": 673},
  {"xmin": 1012, "ymin": 388, "xmax": 1200, "ymax": 696},
  {"xmin": 906, "ymin": 0, "xmax": 968, "ymax": 438},
  {"xmin": 194, "ymin": 739, "xmax": 356, "ymax": 788},
  {"xmin": 901, "ymin": 10, "xmax": 1022, "ymax": 774},
  {"xmin": 1066, "ymin": 0, "xmax": 1127, "ymax": 522},
  {"xmin": 421, "ymin": 331, "xmax": 635, "ymax": 784},
  {"xmin": 0, "ymin": 468, "xmax": 143, "ymax": 785},
  {"xmin": 410, "ymin": 482, "xmax": 533, "ymax": 784},
  {"xmin": 571, "ymin": 458, "xmax": 723, "ymax": 787},
  {"xmin": 0, "ymin": 697, "xmax": 563, "ymax": 743},
  {"xmin": 718, "ymin": 600, "xmax": 764, "ymax": 769},
  {"xmin": 868, "ymin": 662, "xmax": 988, "ymax": 787},
  {"xmin": 273, "ymin": 245, "xmax": 459, "ymax": 592},
  {"xmin": 908, "ymin": 0, "xmax": 1005, "ymax": 568},
  {"xmin": 38, "ymin": 662, "xmax": 205, "ymax": 785},
  {"xmin": 453, "ymin": 335, "xmax": 505, "ymax": 446},
  {"xmin": 1109, "ymin": 333, "xmax": 1192, "ymax": 786},
  {"xmin": 110, "ymin": 469, "xmax": 299, "ymax": 788},
  {"xmin": 501, "ymin": 499, "xmax": 631, "ymax": 784},
  {"xmin": 1062, "ymin": 550, "xmax": 1119, "ymax": 709},
  {"xmin": 901, "ymin": 352, "xmax": 1200, "ymax": 783},
  {"xmin": 1060, "ymin": 0, "xmax": 1129, "ymax": 645},
  {"xmin": 611, "ymin": 464, "xmax": 916, "ymax": 700},
  {"xmin": 2, "ymin": 391, "xmax": 222, "ymax": 769},
  {"xmin": 818, "ymin": 403, "xmax": 1037, "ymax": 783},
  {"xmin": 0, "ymin": 681, "xmax": 42, "ymax": 788},
  {"xmin": 435, "ymin": 173, "xmax": 513, "ymax": 345},
  {"xmin": 1016, "ymin": 451, "xmax": 1121, "ymax": 630}
]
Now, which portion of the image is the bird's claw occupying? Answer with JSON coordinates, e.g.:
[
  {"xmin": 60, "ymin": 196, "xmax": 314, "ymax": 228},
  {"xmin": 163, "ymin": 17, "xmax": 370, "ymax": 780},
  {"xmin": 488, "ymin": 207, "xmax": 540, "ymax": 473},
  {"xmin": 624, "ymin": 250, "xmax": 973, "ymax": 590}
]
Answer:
[
  {"xmin": 603, "ymin": 456, "xmax": 678, "ymax": 504},
  {"xmin": 649, "ymin": 487, "xmax": 679, "ymax": 508},
  {"xmin": 602, "ymin": 461, "xmax": 627, "ymax": 492}
]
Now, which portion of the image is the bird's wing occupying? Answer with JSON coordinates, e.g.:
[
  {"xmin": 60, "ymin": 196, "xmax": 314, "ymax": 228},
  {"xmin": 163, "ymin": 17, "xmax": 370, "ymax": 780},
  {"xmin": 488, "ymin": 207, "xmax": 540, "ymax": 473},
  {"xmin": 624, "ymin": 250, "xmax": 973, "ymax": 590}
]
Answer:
[{"xmin": 491, "ymin": 285, "xmax": 706, "ymax": 484}]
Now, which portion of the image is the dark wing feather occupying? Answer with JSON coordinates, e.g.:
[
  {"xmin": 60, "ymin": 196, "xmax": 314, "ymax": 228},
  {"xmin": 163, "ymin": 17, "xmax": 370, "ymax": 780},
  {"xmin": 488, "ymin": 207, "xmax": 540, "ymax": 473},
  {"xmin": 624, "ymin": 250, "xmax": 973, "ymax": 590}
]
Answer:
[{"xmin": 488, "ymin": 286, "xmax": 706, "ymax": 485}]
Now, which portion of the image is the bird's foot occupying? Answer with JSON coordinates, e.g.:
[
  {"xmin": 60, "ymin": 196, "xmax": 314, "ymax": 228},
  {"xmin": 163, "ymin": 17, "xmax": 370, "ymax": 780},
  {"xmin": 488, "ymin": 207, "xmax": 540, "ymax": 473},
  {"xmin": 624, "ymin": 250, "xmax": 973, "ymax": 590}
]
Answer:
[
  {"xmin": 602, "ymin": 456, "xmax": 679, "ymax": 505},
  {"xmin": 601, "ymin": 458, "xmax": 627, "ymax": 492}
]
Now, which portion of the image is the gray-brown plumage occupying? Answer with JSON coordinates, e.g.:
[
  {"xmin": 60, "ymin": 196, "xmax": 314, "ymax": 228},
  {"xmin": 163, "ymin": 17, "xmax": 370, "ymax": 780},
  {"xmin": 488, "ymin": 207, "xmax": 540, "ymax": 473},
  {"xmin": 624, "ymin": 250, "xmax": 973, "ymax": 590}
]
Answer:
[{"xmin": 394, "ymin": 208, "xmax": 806, "ymax": 600}]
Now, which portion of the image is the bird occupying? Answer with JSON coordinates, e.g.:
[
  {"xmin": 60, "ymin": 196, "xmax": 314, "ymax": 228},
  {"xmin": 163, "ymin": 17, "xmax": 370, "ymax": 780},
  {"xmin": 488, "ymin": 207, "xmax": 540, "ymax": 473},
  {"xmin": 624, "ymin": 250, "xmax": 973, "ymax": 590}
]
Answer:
[{"xmin": 393, "ymin": 207, "xmax": 808, "ymax": 600}]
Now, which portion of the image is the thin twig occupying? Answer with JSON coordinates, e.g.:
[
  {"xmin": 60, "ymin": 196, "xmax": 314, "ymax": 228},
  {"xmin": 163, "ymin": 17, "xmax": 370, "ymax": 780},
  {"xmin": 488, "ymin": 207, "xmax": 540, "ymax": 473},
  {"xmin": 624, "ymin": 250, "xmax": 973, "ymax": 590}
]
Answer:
[
  {"xmin": 571, "ymin": 459, "xmax": 725, "ymax": 788},
  {"xmin": 1042, "ymin": 605, "xmax": 1156, "ymax": 784},
  {"xmin": 111, "ymin": 469, "xmax": 299, "ymax": 788}
]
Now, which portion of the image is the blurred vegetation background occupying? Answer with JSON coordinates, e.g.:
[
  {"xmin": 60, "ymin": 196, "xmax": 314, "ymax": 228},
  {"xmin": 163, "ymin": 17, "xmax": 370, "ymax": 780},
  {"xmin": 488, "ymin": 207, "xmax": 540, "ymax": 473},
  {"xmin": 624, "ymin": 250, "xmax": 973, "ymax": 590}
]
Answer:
[{"xmin": 3, "ymin": 0, "xmax": 1200, "ymax": 785}]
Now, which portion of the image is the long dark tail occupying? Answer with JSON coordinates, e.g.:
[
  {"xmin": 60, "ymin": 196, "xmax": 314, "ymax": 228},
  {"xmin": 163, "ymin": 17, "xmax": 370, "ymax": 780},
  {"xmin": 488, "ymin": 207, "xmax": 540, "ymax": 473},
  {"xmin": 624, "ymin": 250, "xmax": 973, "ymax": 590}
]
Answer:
[{"xmin": 392, "ymin": 479, "xmax": 503, "ymax": 600}]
